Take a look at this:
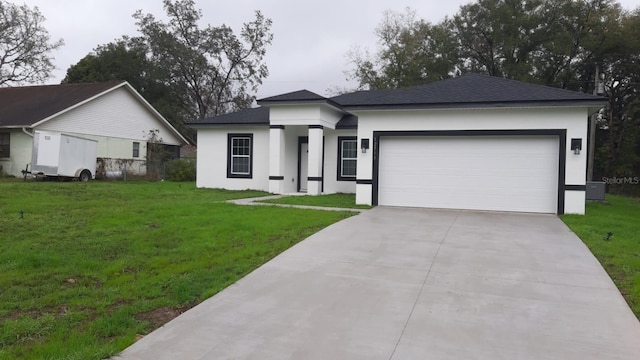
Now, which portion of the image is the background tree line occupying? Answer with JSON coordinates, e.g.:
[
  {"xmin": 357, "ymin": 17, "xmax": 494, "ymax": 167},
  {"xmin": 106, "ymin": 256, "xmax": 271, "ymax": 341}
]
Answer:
[
  {"xmin": 62, "ymin": 0, "xmax": 273, "ymax": 143},
  {"xmin": 1, "ymin": 0, "xmax": 272, "ymax": 144},
  {"xmin": 347, "ymin": 0, "xmax": 640, "ymax": 193}
]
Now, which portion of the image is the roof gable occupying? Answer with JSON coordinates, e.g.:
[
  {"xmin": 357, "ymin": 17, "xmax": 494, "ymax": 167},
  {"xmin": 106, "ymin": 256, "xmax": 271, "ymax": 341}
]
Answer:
[{"xmin": 0, "ymin": 82, "xmax": 125, "ymax": 127}]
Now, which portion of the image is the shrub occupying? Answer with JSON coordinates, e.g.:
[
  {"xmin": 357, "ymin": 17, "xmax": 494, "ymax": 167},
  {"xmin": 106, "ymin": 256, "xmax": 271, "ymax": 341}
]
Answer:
[{"xmin": 165, "ymin": 158, "xmax": 196, "ymax": 181}]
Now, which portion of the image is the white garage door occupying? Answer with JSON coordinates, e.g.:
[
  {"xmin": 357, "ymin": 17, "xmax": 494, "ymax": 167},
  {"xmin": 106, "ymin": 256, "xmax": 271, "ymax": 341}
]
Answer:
[{"xmin": 378, "ymin": 136, "xmax": 559, "ymax": 213}]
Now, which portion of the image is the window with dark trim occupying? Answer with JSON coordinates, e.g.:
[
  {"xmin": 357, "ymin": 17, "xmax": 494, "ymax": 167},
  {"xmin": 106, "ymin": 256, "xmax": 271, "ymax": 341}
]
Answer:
[
  {"xmin": 227, "ymin": 134, "xmax": 253, "ymax": 178},
  {"xmin": 337, "ymin": 136, "xmax": 357, "ymax": 181},
  {"xmin": 132, "ymin": 142, "xmax": 140, "ymax": 158},
  {"xmin": 0, "ymin": 133, "xmax": 9, "ymax": 158}
]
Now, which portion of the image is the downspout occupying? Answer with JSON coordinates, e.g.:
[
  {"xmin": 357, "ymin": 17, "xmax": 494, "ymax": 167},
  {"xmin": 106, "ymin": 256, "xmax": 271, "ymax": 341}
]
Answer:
[{"xmin": 22, "ymin": 127, "xmax": 33, "ymax": 137}]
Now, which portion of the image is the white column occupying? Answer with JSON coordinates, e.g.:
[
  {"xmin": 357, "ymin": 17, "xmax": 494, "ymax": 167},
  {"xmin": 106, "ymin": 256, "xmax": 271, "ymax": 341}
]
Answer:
[
  {"xmin": 269, "ymin": 126, "xmax": 286, "ymax": 194},
  {"xmin": 307, "ymin": 126, "xmax": 324, "ymax": 195}
]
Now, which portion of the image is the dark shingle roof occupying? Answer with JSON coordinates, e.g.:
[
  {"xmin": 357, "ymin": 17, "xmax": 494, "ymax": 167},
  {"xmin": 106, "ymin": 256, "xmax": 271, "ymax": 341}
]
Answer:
[
  {"xmin": 191, "ymin": 107, "xmax": 270, "ymax": 126},
  {"xmin": 0, "ymin": 82, "xmax": 125, "ymax": 127},
  {"xmin": 331, "ymin": 73, "xmax": 606, "ymax": 109},
  {"xmin": 336, "ymin": 114, "xmax": 358, "ymax": 129},
  {"xmin": 189, "ymin": 74, "xmax": 605, "ymax": 127},
  {"xmin": 259, "ymin": 90, "xmax": 327, "ymax": 103}
]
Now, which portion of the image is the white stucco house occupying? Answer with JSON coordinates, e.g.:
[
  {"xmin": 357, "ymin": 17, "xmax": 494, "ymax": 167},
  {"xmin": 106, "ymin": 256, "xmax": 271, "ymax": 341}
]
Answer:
[
  {"xmin": 192, "ymin": 74, "xmax": 606, "ymax": 214},
  {"xmin": 0, "ymin": 81, "xmax": 189, "ymax": 178}
]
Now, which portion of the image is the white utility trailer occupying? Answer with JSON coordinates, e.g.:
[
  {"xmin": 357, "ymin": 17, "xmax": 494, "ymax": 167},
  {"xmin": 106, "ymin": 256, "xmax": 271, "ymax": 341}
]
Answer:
[{"xmin": 29, "ymin": 131, "xmax": 97, "ymax": 181}]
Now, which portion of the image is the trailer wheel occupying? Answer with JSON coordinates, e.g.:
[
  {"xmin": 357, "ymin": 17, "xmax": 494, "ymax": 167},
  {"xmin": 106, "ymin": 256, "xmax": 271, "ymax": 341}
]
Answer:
[{"xmin": 79, "ymin": 170, "xmax": 91, "ymax": 182}]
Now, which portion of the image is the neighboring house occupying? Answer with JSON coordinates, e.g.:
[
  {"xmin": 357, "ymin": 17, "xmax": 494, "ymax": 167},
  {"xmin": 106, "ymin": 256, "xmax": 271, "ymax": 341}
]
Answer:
[
  {"xmin": 191, "ymin": 74, "xmax": 606, "ymax": 215},
  {"xmin": 0, "ymin": 81, "xmax": 189, "ymax": 178}
]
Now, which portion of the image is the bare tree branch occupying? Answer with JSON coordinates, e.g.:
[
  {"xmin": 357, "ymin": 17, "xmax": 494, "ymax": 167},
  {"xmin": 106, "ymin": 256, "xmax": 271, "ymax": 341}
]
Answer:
[{"xmin": 0, "ymin": 0, "xmax": 63, "ymax": 86}]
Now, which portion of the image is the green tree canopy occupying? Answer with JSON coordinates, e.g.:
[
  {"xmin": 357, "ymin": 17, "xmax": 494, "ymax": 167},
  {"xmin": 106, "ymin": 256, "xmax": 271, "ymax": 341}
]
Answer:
[
  {"xmin": 133, "ymin": 0, "xmax": 273, "ymax": 120},
  {"xmin": 63, "ymin": 0, "xmax": 274, "ymax": 142},
  {"xmin": 346, "ymin": 8, "xmax": 457, "ymax": 90}
]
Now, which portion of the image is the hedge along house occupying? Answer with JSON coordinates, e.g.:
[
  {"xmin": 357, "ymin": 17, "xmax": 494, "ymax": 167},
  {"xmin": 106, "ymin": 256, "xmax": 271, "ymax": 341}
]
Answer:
[
  {"xmin": 0, "ymin": 81, "xmax": 188, "ymax": 178},
  {"xmin": 192, "ymin": 74, "xmax": 606, "ymax": 214}
]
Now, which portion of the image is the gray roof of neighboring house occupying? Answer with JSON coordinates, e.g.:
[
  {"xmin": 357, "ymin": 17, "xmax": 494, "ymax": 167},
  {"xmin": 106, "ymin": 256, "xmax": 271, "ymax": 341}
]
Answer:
[
  {"xmin": 190, "ymin": 74, "xmax": 606, "ymax": 128},
  {"xmin": 0, "ymin": 81, "xmax": 125, "ymax": 127},
  {"xmin": 331, "ymin": 73, "xmax": 606, "ymax": 109}
]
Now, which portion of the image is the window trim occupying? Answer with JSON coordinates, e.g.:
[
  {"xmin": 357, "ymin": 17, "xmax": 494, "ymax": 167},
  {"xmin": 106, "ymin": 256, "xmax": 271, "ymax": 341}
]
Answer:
[
  {"xmin": 227, "ymin": 133, "xmax": 253, "ymax": 179},
  {"xmin": 132, "ymin": 142, "xmax": 140, "ymax": 158},
  {"xmin": 0, "ymin": 132, "xmax": 9, "ymax": 158},
  {"xmin": 337, "ymin": 136, "xmax": 357, "ymax": 181}
]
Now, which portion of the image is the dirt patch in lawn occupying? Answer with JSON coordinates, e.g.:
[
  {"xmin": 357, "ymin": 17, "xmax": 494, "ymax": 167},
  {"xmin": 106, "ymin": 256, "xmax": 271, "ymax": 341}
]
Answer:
[{"xmin": 135, "ymin": 303, "xmax": 197, "ymax": 332}]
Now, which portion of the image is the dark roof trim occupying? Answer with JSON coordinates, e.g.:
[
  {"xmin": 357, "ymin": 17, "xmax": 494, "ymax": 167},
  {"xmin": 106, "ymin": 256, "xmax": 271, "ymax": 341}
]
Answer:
[
  {"xmin": 189, "ymin": 122, "xmax": 268, "ymax": 128},
  {"xmin": 258, "ymin": 98, "xmax": 344, "ymax": 110},
  {"xmin": 342, "ymin": 99, "xmax": 607, "ymax": 111}
]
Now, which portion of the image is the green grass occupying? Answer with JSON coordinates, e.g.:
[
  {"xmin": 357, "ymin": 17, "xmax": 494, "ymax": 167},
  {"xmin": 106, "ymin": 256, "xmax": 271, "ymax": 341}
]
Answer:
[
  {"xmin": 258, "ymin": 193, "xmax": 372, "ymax": 209},
  {"xmin": 562, "ymin": 195, "xmax": 640, "ymax": 319},
  {"xmin": 0, "ymin": 180, "xmax": 355, "ymax": 359}
]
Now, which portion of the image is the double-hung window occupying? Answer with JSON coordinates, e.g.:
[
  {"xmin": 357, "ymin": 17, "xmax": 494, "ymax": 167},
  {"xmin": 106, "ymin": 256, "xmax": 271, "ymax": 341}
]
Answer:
[
  {"xmin": 132, "ymin": 142, "xmax": 140, "ymax": 158},
  {"xmin": 227, "ymin": 134, "xmax": 253, "ymax": 178},
  {"xmin": 337, "ymin": 136, "xmax": 357, "ymax": 181},
  {"xmin": 0, "ymin": 133, "xmax": 9, "ymax": 158}
]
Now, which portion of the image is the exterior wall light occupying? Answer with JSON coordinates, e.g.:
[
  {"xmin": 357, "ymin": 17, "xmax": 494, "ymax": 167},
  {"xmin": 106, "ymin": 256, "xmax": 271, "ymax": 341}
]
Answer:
[
  {"xmin": 361, "ymin": 138, "xmax": 370, "ymax": 153},
  {"xmin": 571, "ymin": 138, "xmax": 582, "ymax": 155}
]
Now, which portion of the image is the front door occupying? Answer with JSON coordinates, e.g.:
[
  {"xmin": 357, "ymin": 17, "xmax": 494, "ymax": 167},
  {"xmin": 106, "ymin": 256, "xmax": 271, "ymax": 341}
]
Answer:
[{"xmin": 298, "ymin": 138, "xmax": 308, "ymax": 192}]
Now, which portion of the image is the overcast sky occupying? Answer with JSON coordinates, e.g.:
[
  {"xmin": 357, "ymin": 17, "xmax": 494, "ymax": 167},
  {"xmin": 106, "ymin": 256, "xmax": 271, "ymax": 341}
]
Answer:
[{"xmin": 21, "ymin": 0, "xmax": 640, "ymax": 98}]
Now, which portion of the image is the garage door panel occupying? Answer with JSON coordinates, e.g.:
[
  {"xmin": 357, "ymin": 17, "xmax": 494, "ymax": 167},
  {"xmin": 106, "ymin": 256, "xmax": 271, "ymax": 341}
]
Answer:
[{"xmin": 378, "ymin": 136, "xmax": 559, "ymax": 213}]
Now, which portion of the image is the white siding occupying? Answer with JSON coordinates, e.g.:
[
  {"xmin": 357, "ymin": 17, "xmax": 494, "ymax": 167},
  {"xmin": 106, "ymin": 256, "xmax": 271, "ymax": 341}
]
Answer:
[
  {"xmin": 36, "ymin": 87, "xmax": 183, "ymax": 145},
  {"xmin": 0, "ymin": 130, "xmax": 33, "ymax": 177},
  {"xmin": 323, "ymin": 128, "xmax": 357, "ymax": 194},
  {"xmin": 196, "ymin": 126, "xmax": 270, "ymax": 191}
]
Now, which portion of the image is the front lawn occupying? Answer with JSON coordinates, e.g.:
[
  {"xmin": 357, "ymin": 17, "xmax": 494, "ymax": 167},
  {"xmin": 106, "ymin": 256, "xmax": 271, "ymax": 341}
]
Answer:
[
  {"xmin": 0, "ymin": 181, "xmax": 355, "ymax": 359},
  {"xmin": 258, "ymin": 193, "xmax": 372, "ymax": 209},
  {"xmin": 562, "ymin": 195, "xmax": 640, "ymax": 319}
]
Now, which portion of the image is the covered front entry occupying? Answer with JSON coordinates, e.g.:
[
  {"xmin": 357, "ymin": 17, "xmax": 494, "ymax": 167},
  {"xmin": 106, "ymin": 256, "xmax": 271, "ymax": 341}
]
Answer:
[
  {"xmin": 375, "ymin": 133, "xmax": 563, "ymax": 214},
  {"xmin": 269, "ymin": 125, "xmax": 329, "ymax": 195},
  {"xmin": 298, "ymin": 137, "xmax": 308, "ymax": 192}
]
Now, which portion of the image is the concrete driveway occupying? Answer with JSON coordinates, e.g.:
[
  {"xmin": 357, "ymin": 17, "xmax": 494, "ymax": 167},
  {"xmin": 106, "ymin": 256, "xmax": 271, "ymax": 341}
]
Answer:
[{"xmin": 116, "ymin": 207, "xmax": 640, "ymax": 359}]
